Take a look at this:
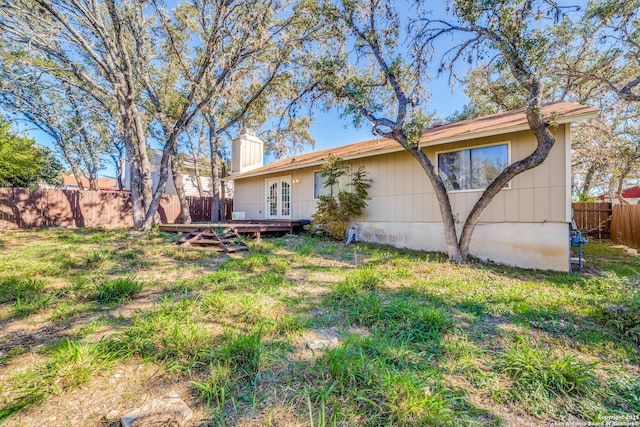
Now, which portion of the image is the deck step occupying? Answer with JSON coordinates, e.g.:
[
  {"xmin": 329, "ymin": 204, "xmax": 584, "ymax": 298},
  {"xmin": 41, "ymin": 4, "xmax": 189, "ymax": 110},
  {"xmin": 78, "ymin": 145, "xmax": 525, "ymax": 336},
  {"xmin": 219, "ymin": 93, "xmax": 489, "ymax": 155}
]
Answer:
[{"xmin": 174, "ymin": 227, "xmax": 249, "ymax": 253}]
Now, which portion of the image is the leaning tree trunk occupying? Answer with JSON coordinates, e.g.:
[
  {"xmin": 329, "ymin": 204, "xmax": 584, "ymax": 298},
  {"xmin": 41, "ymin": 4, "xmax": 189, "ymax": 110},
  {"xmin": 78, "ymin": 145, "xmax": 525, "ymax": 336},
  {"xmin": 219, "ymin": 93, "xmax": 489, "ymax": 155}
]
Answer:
[
  {"xmin": 208, "ymin": 121, "xmax": 221, "ymax": 223},
  {"xmin": 192, "ymin": 155, "xmax": 205, "ymax": 198},
  {"xmin": 220, "ymin": 162, "xmax": 227, "ymax": 221},
  {"xmin": 170, "ymin": 146, "xmax": 192, "ymax": 224},
  {"xmin": 616, "ymin": 175, "xmax": 631, "ymax": 205},
  {"xmin": 388, "ymin": 129, "xmax": 464, "ymax": 262},
  {"xmin": 406, "ymin": 145, "xmax": 464, "ymax": 262},
  {"xmin": 458, "ymin": 57, "xmax": 556, "ymax": 258},
  {"xmin": 70, "ymin": 166, "xmax": 85, "ymax": 191},
  {"xmin": 188, "ymin": 130, "xmax": 206, "ymax": 198},
  {"xmin": 580, "ymin": 163, "xmax": 597, "ymax": 201}
]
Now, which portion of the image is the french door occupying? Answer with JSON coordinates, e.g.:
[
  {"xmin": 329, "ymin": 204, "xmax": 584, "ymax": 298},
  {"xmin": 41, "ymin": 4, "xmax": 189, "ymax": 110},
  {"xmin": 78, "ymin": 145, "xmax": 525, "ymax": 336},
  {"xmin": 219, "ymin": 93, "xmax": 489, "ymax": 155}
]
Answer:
[{"xmin": 265, "ymin": 177, "xmax": 291, "ymax": 219}]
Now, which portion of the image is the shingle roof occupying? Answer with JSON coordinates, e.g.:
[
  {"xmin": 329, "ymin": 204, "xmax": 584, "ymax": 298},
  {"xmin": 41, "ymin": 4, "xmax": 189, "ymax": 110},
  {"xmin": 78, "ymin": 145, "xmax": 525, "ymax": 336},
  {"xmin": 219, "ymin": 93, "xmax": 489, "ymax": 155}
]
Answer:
[
  {"xmin": 63, "ymin": 175, "xmax": 118, "ymax": 190},
  {"xmin": 229, "ymin": 101, "xmax": 598, "ymax": 180}
]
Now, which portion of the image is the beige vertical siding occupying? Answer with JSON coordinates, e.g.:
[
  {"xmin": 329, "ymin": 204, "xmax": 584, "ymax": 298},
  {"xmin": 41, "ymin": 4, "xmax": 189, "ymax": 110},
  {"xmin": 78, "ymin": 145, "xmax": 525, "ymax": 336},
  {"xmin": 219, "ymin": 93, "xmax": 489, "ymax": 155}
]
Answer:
[
  {"xmin": 182, "ymin": 175, "xmax": 213, "ymax": 197},
  {"xmin": 231, "ymin": 126, "xmax": 570, "ymax": 270},
  {"xmin": 233, "ymin": 126, "xmax": 568, "ymax": 224}
]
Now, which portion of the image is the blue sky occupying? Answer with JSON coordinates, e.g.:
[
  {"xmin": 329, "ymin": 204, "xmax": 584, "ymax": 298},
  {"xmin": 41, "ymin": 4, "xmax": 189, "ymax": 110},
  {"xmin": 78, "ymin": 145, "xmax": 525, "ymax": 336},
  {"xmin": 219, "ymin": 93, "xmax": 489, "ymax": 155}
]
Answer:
[
  {"xmin": 27, "ymin": 64, "xmax": 469, "ymax": 179},
  {"xmin": 23, "ymin": 0, "xmax": 471, "ymax": 178},
  {"xmin": 286, "ymin": 83, "xmax": 467, "ymax": 157}
]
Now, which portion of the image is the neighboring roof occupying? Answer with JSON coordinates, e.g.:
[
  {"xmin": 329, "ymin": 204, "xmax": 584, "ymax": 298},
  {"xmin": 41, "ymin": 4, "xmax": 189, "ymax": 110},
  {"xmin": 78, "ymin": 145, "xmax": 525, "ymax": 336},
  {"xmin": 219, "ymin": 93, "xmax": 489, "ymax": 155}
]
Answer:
[
  {"xmin": 623, "ymin": 187, "xmax": 640, "ymax": 198},
  {"xmin": 229, "ymin": 101, "xmax": 599, "ymax": 180},
  {"xmin": 63, "ymin": 175, "xmax": 118, "ymax": 190},
  {"xmin": 598, "ymin": 186, "xmax": 640, "ymax": 200}
]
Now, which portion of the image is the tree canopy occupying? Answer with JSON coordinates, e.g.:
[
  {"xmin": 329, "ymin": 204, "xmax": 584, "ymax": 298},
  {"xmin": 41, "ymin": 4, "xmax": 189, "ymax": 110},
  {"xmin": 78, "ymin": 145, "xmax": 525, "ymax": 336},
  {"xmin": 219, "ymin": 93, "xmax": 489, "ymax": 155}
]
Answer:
[{"xmin": 0, "ymin": 118, "xmax": 63, "ymax": 187}]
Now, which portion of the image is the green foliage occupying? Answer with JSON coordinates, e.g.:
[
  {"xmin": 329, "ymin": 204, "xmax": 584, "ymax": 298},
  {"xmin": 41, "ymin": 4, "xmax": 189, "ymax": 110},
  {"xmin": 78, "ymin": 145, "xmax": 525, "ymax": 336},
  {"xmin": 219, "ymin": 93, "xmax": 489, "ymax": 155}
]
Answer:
[
  {"xmin": 2, "ymin": 231, "xmax": 640, "ymax": 424},
  {"xmin": 0, "ymin": 276, "xmax": 52, "ymax": 318},
  {"xmin": 0, "ymin": 276, "xmax": 47, "ymax": 303},
  {"xmin": 500, "ymin": 340, "xmax": 600, "ymax": 403},
  {"xmin": 93, "ymin": 276, "xmax": 143, "ymax": 304},
  {"xmin": 311, "ymin": 155, "xmax": 372, "ymax": 239},
  {"xmin": 404, "ymin": 111, "xmax": 434, "ymax": 146},
  {"xmin": 191, "ymin": 361, "xmax": 233, "ymax": 410},
  {"xmin": 112, "ymin": 307, "xmax": 214, "ymax": 371},
  {"xmin": 597, "ymin": 288, "xmax": 640, "ymax": 343},
  {"xmin": 0, "ymin": 338, "xmax": 119, "ymax": 421},
  {"xmin": 212, "ymin": 325, "xmax": 290, "ymax": 384},
  {"xmin": 0, "ymin": 119, "xmax": 44, "ymax": 187},
  {"xmin": 317, "ymin": 335, "xmax": 473, "ymax": 426},
  {"xmin": 34, "ymin": 146, "xmax": 65, "ymax": 187}
]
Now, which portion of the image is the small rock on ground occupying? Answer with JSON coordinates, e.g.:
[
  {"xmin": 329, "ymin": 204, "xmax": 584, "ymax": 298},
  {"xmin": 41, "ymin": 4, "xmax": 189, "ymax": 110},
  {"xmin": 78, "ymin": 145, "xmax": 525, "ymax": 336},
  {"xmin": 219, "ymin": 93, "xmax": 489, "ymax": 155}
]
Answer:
[
  {"xmin": 120, "ymin": 391, "xmax": 192, "ymax": 427},
  {"xmin": 305, "ymin": 328, "xmax": 340, "ymax": 350}
]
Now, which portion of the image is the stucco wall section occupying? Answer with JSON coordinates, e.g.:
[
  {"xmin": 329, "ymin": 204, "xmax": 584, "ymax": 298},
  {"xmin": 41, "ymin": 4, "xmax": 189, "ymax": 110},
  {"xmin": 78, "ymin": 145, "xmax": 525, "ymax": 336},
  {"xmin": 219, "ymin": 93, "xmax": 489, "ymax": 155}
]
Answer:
[{"xmin": 358, "ymin": 221, "xmax": 570, "ymax": 271}]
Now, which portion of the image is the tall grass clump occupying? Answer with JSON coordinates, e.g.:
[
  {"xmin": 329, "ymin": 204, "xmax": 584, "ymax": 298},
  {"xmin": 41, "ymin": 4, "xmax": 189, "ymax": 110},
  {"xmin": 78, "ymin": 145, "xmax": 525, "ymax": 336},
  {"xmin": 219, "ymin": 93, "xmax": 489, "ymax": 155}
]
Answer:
[
  {"xmin": 0, "ymin": 276, "xmax": 52, "ymax": 318},
  {"xmin": 214, "ymin": 326, "xmax": 289, "ymax": 381},
  {"xmin": 323, "ymin": 267, "xmax": 383, "ymax": 308},
  {"xmin": 316, "ymin": 335, "xmax": 475, "ymax": 426},
  {"xmin": 500, "ymin": 340, "xmax": 600, "ymax": 414},
  {"xmin": 93, "ymin": 276, "xmax": 143, "ymax": 304},
  {"xmin": 0, "ymin": 339, "xmax": 118, "ymax": 422},
  {"xmin": 112, "ymin": 309, "xmax": 213, "ymax": 371},
  {"xmin": 219, "ymin": 252, "xmax": 270, "ymax": 273},
  {"xmin": 192, "ymin": 361, "xmax": 233, "ymax": 420},
  {"xmin": 597, "ymin": 287, "xmax": 640, "ymax": 343},
  {"xmin": 0, "ymin": 276, "xmax": 47, "ymax": 303},
  {"xmin": 337, "ymin": 293, "xmax": 452, "ymax": 347}
]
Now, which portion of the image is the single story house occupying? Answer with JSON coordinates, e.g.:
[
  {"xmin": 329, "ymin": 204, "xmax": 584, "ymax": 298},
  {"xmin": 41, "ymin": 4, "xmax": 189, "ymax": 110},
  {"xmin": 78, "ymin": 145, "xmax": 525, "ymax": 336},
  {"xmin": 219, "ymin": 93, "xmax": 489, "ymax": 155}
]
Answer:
[
  {"xmin": 124, "ymin": 149, "xmax": 230, "ymax": 198},
  {"xmin": 227, "ymin": 102, "xmax": 598, "ymax": 271}
]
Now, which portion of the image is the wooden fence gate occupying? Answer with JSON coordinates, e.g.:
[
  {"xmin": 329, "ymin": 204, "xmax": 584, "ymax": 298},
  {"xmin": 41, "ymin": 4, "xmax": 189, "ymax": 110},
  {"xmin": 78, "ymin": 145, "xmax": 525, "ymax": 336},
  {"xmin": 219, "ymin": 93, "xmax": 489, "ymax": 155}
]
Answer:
[{"xmin": 571, "ymin": 202, "xmax": 612, "ymax": 240}]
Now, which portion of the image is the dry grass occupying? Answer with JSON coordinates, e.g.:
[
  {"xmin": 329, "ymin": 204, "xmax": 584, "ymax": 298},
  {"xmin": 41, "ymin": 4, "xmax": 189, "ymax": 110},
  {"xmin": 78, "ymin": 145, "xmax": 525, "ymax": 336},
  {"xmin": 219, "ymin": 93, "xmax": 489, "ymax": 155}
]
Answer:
[{"xmin": 0, "ymin": 228, "xmax": 638, "ymax": 426}]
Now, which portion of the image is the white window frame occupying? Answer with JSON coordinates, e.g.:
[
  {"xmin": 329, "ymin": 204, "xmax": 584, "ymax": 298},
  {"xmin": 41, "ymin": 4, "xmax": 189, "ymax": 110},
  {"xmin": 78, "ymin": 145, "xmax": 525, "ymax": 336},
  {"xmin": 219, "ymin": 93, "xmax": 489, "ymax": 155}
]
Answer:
[
  {"xmin": 313, "ymin": 167, "xmax": 351, "ymax": 199},
  {"xmin": 436, "ymin": 141, "xmax": 511, "ymax": 193}
]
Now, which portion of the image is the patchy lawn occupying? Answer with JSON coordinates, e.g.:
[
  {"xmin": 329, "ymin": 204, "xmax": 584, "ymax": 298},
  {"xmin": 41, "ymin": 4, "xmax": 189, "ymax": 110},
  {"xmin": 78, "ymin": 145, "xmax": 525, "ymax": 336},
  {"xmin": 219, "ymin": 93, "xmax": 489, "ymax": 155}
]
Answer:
[{"xmin": 0, "ymin": 228, "xmax": 638, "ymax": 426}]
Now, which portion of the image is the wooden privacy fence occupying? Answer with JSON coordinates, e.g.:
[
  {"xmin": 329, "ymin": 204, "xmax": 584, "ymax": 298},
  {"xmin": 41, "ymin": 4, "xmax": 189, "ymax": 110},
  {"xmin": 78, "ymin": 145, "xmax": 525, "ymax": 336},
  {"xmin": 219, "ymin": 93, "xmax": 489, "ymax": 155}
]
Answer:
[
  {"xmin": 0, "ymin": 188, "xmax": 228, "ymax": 230},
  {"xmin": 611, "ymin": 205, "xmax": 640, "ymax": 250},
  {"xmin": 571, "ymin": 202, "xmax": 612, "ymax": 240}
]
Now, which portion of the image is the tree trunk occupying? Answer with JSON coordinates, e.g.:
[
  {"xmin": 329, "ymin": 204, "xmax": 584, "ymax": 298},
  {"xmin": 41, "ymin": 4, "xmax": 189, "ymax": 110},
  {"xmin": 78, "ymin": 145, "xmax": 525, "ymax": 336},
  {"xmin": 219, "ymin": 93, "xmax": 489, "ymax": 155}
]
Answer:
[
  {"xmin": 129, "ymin": 162, "xmax": 145, "ymax": 228},
  {"xmin": 170, "ymin": 146, "xmax": 192, "ymax": 224},
  {"xmin": 116, "ymin": 157, "xmax": 125, "ymax": 190},
  {"xmin": 116, "ymin": 97, "xmax": 148, "ymax": 229},
  {"xmin": 208, "ymin": 119, "xmax": 221, "ymax": 223},
  {"xmin": 616, "ymin": 173, "xmax": 630, "ymax": 205},
  {"xmin": 189, "ymin": 129, "xmax": 205, "ymax": 198},
  {"xmin": 580, "ymin": 163, "xmax": 597, "ymax": 201},
  {"xmin": 391, "ymin": 133, "xmax": 464, "ymax": 262},
  {"xmin": 458, "ymin": 75, "xmax": 555, "ymax": 258},
  {"xmin": 220, "ymin": 162, "xmax": 227, "ymax": 221},
  {"xmin": 193, "ymin": 157, "xmax": 205, "ymax": 198},
  {"xmin": 131, "ymin": 108, "xmax": 153, "ymax": 220},
  {"xmin": 88, "ymin": 171, "xmax": 99, "ymax": 190},
  {"xmin": 71, "ymin": 166, "xmax": 84, "ymax": 191}
]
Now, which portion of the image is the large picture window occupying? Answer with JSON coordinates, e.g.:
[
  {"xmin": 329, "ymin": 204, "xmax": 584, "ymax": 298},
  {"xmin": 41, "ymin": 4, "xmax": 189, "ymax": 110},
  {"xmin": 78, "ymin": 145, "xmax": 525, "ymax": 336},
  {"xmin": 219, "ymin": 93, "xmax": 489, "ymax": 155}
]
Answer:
[
  {"xmin": 314, "ymin": 169, "xmax": 350, "ymax": 199},
  {"xmin": 438, "ymin": 143, "xmax": 509, "ymax": 191}
]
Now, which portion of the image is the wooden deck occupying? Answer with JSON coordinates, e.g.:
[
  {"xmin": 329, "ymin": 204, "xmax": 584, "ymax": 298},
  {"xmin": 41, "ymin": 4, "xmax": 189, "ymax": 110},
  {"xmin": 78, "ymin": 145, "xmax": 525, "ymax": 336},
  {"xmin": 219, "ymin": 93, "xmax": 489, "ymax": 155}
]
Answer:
[{"xmin": 158, "ymin": 220, "xmax": 303, "ymax": 240}]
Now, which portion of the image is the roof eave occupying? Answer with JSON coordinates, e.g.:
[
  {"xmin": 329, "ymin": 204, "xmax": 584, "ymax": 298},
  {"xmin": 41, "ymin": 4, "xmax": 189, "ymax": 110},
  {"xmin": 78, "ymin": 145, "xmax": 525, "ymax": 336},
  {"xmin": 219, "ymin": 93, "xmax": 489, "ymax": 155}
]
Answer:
[
  {"xmin": 227, "ymin": 108, "xmax": 599, "ymax": 181},
  {"xmin": 225, "ymin": 145, "xmax": 405, "ymax": 181},
  {"xmin": 419, "ymin": 110, "xmax": 599, "ymax": 148}
]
